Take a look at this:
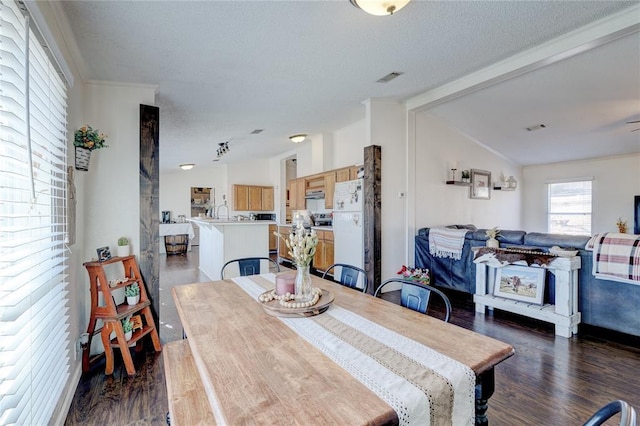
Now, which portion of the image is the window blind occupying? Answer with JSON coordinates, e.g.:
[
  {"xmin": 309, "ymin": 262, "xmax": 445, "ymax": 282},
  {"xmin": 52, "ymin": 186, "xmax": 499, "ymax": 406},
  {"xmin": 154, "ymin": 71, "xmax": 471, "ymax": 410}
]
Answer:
[{"xmin": 0, "ymin": 1, "xmax": 70, "ymax": 424}]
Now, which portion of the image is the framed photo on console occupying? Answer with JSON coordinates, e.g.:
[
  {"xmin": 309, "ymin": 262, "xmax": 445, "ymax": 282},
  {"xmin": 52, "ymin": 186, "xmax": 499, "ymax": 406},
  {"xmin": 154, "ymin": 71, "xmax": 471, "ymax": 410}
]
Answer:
[
  {"xmin": 494, "ymin": 265, "xmax": 545, "ymax": 305},
  {"xmin": 470, "ymin": 169, "xmax": 491, "ymax": 200}
]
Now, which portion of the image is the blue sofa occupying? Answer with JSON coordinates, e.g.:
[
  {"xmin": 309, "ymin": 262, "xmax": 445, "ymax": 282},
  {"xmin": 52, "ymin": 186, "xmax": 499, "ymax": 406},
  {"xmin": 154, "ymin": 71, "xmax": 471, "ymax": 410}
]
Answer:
[{"xmin": 415, "ymin": 226, "xmax": 640, "ymax": 337}]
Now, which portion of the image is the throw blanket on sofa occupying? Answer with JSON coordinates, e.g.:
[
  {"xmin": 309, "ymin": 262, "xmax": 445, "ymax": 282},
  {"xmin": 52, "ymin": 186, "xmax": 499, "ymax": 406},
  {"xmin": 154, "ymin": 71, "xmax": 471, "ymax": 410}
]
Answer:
[
  {"xmin": 429, "ymin": 227, "xmax": 468, "ymax": 261},
  {"xmin": 586, "ymin": 232, "xmax": 640, "ymax": 285}
]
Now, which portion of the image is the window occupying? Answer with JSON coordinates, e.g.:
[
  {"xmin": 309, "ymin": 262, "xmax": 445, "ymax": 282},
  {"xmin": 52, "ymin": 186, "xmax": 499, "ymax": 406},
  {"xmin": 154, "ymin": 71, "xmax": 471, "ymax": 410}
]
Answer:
[
  {"xmin": 0, "ymin": 1, "xmax": 70, "ymax": 424},
  {"xmin": 547, "ymin": 180, "xmax": 592, "ymax": 235}
]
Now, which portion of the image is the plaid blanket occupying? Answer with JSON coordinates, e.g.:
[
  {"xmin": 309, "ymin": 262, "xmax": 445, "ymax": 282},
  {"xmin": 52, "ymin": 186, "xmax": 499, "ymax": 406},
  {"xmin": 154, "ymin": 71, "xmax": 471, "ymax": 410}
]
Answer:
[
  {"xmin": 429, "ymin": 227, "xmax": 469, "ymax": 261},
  {"xmin": 586, "ymin": 232, "xmax": 640, "ymax": 284}
]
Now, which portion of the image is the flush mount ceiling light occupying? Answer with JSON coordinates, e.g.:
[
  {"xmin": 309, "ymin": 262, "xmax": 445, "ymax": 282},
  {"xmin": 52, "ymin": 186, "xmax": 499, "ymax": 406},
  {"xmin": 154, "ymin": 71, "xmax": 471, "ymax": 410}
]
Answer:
[
  {"xmin": 179, "ymin": 163, "xmax": 195, "ymax": 170},
  {"xmin": 289, "ymin": 134, "xmax": 307, "ymax": 143},
  {"xmin": 349, "ymin": 0, "xmax": 411, "ymax": 16}
]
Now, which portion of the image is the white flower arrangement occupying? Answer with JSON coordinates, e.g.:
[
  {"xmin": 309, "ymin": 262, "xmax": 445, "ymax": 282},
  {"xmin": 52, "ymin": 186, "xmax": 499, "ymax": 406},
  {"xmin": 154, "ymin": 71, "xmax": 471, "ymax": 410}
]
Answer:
[{"xmin": 275, "ymin": 226, "xmax": 318, "ymax": 267}]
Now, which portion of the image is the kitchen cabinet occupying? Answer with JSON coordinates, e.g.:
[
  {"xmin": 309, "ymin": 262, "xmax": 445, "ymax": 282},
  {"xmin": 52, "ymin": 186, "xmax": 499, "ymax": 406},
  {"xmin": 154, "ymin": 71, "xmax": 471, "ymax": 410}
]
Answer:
[
  {"xmin": 262, "ymin": 187, "xmax": 274, "ymax": 211},
  {"xmin": 349, "ymin": 166, "xmax": 360, "ymax": 180},
  {"xmin": 324, "ymin": 172, "xmax": 336, "ymax": 209},
  {"xmin": 277, "ymin": 225, "xmax": 292, "ymax": 261},
  {"xmin": 249, "ymin": 186, "xmax": 262, "ymax": 211},
  {"xmin": 269, "ymin": 224, "xmax": 277, "ymax": 252},
  {"xmin": 313, "ymin": 229, "xmax": 334, "ymax": 272},
  {"xmin": 233, "ymin": 184, "xmax": 274, "ymax": 211},
  {"xmin": 288, "ymin": 178, "xmax": 306, "ymax": 211},
  {"xmin": 336, "ymin": 168, "xmax": 350, "ymax": 183}
]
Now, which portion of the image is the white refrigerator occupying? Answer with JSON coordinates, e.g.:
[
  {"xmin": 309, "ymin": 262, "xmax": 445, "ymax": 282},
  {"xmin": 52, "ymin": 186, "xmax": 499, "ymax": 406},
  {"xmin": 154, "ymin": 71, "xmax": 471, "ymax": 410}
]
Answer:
[{"xmin": 332, "ymin": 179, "xmax": 365, "ymax": 290}]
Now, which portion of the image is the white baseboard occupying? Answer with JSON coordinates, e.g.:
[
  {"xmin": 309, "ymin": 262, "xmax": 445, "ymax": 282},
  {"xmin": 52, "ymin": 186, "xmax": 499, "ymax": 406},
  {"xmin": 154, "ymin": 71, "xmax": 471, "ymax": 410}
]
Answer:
[{"xmin": 50, "ymin": 362, "xmax": 82, "ymax": 426}]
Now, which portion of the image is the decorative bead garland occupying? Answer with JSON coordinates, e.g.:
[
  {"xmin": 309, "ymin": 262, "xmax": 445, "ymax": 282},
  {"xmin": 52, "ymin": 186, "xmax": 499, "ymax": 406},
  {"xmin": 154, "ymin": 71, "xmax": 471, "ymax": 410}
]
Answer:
[{"xmin": 258, "ymin": 287, "xmax": 323, "ymax": 309}]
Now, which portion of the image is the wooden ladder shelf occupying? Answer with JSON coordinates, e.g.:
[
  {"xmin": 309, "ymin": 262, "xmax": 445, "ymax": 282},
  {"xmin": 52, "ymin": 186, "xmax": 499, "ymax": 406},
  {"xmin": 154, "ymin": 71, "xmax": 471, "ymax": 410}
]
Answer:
[{"xmin": 82, "ymin": 255, "xmax": 161, "ymax": 375}]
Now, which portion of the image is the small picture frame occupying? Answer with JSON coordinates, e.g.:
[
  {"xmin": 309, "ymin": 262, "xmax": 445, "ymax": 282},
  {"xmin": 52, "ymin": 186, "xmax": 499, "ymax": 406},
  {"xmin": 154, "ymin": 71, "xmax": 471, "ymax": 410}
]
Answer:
[
  {"xmin": 494, "ymin": 265, "xmax": 545, "ymax": 305},
  {"xmin": 470, "ymin": 169, "xmax": 491, "ymax": 200},
  {"xmin": 97, "ymin": 246, "xmax": 112, "ymax": 262}
]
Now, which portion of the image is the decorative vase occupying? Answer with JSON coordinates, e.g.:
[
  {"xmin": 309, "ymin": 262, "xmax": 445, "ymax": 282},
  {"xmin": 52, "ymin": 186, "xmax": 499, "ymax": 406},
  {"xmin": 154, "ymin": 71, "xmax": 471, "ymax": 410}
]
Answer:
[
  {"xmin": 117, "ymin": 245, "xmax": 129, "ymax": 257},
  {"xmin": 295, "ymin": 265, "xmax": 313, "ymax": 302},
  {"xmin": 124, "ymin": 330, "xmax": 132, "ymax": 341},
  {"xmin": 486, "ymin": 237, "xmax": 499, "ymax": 248},
  {"xmin": 127, "ymin": 295, "xmax": 140, "ymax": 305},
  {"xmin": 74, "ymin": 146, "xmax": 92, "ymax": 171}
]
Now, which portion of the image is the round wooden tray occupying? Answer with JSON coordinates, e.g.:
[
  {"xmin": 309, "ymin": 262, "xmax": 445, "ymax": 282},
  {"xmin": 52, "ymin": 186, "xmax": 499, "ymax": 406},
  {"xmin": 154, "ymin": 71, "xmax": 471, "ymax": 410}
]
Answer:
[{"xmin": 259, "ymin": 289, "xmax": 334, "ymax": 318}]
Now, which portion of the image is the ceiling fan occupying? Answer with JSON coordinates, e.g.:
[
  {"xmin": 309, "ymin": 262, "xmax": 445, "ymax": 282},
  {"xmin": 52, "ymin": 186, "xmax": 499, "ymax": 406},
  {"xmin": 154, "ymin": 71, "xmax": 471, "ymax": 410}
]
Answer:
[{"xmin": 627, "ymin": 120, "xmax": 640, "ymax": 132}]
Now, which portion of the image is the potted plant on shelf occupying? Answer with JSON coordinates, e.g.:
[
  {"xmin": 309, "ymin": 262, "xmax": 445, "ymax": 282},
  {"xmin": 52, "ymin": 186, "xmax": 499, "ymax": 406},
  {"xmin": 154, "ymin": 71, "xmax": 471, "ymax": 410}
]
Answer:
[
  {"xmin": 461, "ymin": 170, "xmax": 470, "ymax": 183},
  {"xmin": 73, "ymin": 125, "xmax": 108, "ymax": 171},
  {"xmin": 117, "ymin": 237, "xmax": 129, "ymax": 257},
  {"xmin": 125, "ymin": 282, "xmax": 140, "ymax": 305},
  {"xmin": 485, "ymin": 227, "xmax": 500, "ymax": 248},
  {"xmin": 122, "ymin": 318, "xmax": 133, "ymax": 341}
]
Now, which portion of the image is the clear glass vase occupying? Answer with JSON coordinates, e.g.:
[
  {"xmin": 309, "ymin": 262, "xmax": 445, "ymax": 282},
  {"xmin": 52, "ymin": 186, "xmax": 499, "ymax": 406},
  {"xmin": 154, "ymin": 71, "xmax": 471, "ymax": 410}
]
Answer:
[{"xmin": 295, "ymin": 265, "xmax": 313, "ymax": 302}]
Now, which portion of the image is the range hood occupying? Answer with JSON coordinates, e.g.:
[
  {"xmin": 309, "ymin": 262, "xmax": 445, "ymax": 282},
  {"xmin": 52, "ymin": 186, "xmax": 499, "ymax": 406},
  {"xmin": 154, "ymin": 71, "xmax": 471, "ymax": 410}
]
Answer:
[{"xmin": 305, "ymin": 190, "xmax": 325, "ymax": 199}]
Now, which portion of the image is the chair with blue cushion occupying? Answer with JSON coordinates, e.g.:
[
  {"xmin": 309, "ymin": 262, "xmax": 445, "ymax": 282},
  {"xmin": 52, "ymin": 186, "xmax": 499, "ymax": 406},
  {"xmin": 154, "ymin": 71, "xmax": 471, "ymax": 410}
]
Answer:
[
  {"xmin": 220, "ymin": 257, "xmax": 280, "ymax": 279},
  {"xmin": 374, "ymin": 278, "xmax": 452, "ymax": 322},
  {"xmin": 322, "ymin": 263, "xmax": 368, "ymax": 293},
  {"xmin": 583, "ymin": 400, "xmax": 637, "ymax": 426}
]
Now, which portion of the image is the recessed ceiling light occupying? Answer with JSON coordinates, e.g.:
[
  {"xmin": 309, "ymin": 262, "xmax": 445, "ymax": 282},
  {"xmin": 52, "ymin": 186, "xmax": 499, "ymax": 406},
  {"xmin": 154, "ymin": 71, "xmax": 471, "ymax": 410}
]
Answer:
[
  {"xmin": 349, "ymin": 0, "xmax": 411, "ymax": 16},
  {"xmin": 179, "ymin": 163, "xmax": 195, "ymax": 170}
]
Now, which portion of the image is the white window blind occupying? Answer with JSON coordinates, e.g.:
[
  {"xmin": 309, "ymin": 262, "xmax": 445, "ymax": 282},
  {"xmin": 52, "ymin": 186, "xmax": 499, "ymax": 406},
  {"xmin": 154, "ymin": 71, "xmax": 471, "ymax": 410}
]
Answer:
[
  {"xmin": 0, "ymin": 0, "xmax": 70, "ymax": 424},
  {"xmin": 547, "ymin": 180, "xmax": 592, "ymax": 236}
]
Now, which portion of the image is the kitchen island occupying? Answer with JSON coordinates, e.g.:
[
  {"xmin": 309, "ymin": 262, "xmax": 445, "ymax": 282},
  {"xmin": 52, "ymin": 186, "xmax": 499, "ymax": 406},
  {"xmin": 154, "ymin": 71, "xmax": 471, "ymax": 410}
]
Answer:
[{"xmin": 188, "ymin": 218, "xmax": 276, "ymax": 280}]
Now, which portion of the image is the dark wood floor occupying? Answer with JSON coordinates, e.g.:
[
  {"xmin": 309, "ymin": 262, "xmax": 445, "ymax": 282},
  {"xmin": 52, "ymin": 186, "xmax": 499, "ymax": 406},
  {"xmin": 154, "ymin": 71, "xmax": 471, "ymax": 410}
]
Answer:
[{"xmin": 65, "ymin": 252, "xmax": 640, "ymax": 425}]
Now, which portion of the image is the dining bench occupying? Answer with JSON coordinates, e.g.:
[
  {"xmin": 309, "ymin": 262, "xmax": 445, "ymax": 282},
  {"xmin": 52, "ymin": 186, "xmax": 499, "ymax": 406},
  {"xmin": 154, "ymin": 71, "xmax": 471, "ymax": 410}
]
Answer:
[{"xmin": 163, "ymin": 340, "xmax": 215, "ymax": 425}]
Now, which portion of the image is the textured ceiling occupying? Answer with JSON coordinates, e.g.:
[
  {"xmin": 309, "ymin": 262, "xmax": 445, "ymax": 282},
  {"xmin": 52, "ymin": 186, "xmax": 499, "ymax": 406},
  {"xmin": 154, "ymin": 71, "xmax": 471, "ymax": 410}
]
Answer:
[{"xmin": 59, "ymin": 0, "xmax": 639, "ymax": 172}]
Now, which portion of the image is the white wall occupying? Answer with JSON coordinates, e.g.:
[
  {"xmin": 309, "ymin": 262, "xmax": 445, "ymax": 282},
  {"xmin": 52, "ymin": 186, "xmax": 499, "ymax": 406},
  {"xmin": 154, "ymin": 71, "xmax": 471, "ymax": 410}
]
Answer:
[
  {"xmin": 160, "ymin": 165, "xmax": 228, "ymax": 219},
  {"xmin": 522, "ymin": 154, "xmax": 640, "ymax": 233},
  {"xmin": 332, "ymin": 119, "xmax": 366, "ymax": 168},
  {"xmin": 82, "ymin": 82, "xmax": 156, "ymax": 262},
  {"xmin": 413, "ymin": 112, "xmax": 522, "ymax": 231}
]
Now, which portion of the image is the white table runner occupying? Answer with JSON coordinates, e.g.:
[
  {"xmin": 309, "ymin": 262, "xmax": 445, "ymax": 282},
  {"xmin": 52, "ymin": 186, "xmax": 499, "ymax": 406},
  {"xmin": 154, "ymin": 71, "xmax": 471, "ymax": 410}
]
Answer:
[{"xmin": 233, "ymin": 274, "xmax": 475, "ymax": 426}]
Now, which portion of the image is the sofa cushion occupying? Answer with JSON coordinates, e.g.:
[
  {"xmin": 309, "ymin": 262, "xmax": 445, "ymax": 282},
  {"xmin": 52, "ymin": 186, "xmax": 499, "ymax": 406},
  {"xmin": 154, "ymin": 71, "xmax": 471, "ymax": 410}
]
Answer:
[{"xmin": 524, "ymin": 232, "xmax": 590, "ymax": 249}]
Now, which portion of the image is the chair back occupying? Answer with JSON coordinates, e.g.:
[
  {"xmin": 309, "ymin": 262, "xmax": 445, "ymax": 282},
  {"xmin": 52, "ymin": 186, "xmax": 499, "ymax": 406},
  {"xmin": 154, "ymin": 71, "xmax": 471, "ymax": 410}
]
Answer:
[
  {"xmin": 583, "ymin": 400, "xmax": 637, "ymax": 426},
  {"xmin": 322, "ymin": 263, "xmax": 368, "ymax": 293},
  {"xmin": 374, "ymin": 279, "xmax": 452, "ymax": 322},
  {"xmin": 221, "ymin": 257, "xmax": 280, "ymax": 279}
]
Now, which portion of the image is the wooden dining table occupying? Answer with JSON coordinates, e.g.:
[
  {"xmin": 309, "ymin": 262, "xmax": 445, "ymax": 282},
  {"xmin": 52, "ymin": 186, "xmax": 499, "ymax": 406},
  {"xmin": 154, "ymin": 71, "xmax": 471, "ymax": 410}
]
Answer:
[{"xmin": 171, "ymin": 273, "xmax": 514, "ymax": 425}]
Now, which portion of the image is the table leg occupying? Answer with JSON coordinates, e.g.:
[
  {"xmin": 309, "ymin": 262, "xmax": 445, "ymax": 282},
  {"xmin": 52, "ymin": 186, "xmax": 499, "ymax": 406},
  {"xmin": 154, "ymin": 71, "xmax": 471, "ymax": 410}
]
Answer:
[{"xmin": 475, "ymin": 368, "xmax": 495, "ymax": 426}]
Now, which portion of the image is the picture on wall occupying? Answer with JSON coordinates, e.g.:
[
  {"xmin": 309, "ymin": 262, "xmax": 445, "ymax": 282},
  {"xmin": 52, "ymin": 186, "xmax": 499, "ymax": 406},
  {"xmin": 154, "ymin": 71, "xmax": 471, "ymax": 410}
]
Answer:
[
  {"xmin": 494, "ymin": 265, "xmax": 545, "ymax": 305},
  {"xmin": 470, "ymin": 169, "xmax": 491, "ymax": 200}
]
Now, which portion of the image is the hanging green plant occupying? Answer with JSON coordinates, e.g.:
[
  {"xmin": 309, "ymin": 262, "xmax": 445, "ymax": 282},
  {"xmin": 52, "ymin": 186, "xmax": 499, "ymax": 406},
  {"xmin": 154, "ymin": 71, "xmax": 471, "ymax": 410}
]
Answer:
[
  {"xmin": 74, "ymin": 125, "xmax": 108, "ymax": 150},
  {"xmin": 74, "ymin": 125, "xmax": 108, "ymax": 171}
]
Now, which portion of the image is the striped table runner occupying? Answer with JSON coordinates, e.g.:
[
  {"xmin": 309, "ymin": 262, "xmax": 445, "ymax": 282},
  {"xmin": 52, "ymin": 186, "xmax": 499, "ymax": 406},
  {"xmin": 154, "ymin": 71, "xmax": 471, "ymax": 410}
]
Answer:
[{"xmin": 233, "ymin": 275, "xmax": 475, "ymax": 426}]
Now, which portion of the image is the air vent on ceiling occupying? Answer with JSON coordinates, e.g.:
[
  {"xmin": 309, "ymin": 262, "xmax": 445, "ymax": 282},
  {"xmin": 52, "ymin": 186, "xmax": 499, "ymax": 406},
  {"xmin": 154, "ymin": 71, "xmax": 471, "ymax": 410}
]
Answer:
[
  {"xmin": 376, "ymin": 72, "xmax": 404, "ymax": 83},
  {"xmin": 525, "ymin": 124, "xmax": 547, "ymax": 132},
  {"xmin": 250, "ymin": 129, "xmax": 264, "ymax": 134}
]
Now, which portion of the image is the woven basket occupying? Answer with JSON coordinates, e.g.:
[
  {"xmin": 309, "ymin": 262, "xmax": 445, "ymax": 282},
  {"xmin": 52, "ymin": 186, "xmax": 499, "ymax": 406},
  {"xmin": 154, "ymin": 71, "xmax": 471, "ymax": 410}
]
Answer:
[{"xmin": 75, "ymin": 146, "xmax": 92, "ymax": 171}]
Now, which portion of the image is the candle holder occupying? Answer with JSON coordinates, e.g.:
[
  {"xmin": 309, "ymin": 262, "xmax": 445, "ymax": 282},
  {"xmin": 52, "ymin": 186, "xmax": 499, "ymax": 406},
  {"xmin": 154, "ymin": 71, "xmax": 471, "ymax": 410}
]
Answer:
[{"xmin": 450, "ymin": 168, "xmax": 457, "ymax": 182}]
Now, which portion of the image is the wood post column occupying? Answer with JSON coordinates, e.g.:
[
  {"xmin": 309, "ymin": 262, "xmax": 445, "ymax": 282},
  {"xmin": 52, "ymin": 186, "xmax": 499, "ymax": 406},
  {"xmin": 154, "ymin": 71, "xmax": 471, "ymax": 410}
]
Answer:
[{"xmin": 363, "ymin": 145, "xmax": 381, "ymax": 295}]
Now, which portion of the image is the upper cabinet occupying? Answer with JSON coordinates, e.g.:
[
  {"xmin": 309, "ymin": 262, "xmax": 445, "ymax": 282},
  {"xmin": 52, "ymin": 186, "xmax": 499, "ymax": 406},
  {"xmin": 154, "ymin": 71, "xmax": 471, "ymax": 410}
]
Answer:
[{"xmin": 233, "ymin": 184, "xmax": 274, "ymax": 211}]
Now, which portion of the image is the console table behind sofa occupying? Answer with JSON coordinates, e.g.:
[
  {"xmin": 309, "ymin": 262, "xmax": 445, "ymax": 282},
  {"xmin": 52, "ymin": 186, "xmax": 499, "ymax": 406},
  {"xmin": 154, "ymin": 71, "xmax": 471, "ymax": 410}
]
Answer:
[{"xmin": 415, "ymin": 227, "xmax": 640, "ymax": 337}]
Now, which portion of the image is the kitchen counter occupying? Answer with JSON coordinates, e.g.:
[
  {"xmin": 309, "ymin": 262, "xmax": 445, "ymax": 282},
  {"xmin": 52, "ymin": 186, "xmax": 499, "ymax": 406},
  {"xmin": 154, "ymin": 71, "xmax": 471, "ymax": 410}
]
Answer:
[
  {"xmin": 189, "ymin": 218, "xmax": 277, "ymax": 226},
  {"xmin": 188, "ymin": 218, "xmax": 274, "ymax": 279},
  {"xmin": 278, "ymin": 223, "xmax": 333, "ymax": 231}
]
